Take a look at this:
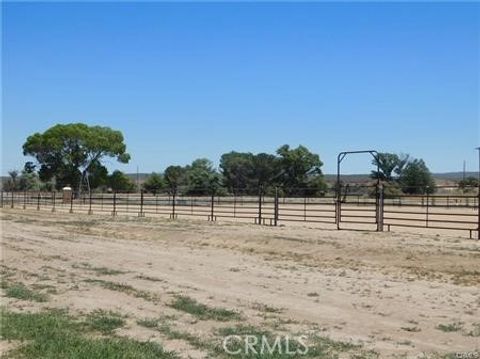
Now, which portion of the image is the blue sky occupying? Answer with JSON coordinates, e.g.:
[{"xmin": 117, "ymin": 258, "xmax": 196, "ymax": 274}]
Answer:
[{"xmin": 2, "ymin": 2, "xmax": 479, "ymax": 175}]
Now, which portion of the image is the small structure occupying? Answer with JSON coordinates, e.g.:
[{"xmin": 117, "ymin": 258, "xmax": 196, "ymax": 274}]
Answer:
[{"xmin": 62, "ymin": 186, "xmax": 72, "ymax": 204}]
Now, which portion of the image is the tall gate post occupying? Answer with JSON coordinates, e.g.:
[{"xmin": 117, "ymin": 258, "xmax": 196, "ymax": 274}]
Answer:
[
  {"xmin": 477, "ymin": 184, "xmax": 480, "ymax": 240},
  {"xmin": 376, "ymin": 184, "xmax": 384, "ymax": 232},
  {"xmin": 336, "ymin": 183, "xmax": 342, "ymax": 230}
]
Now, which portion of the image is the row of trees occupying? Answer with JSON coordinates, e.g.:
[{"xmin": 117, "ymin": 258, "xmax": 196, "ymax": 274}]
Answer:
[
  {"xmin": 2, "ymin": 167, "xmax": 136, "ymax": 193},
  {"xmin": 143, "ymin": 145, "xmax": 327, "ymax": 196},
  {"xmin": 370, "ymin": 153, "xmax": 436, "ymax": 195},
  {"xmin": 2, "ymin": 123, "xmax": 453, "ymax": 196}
]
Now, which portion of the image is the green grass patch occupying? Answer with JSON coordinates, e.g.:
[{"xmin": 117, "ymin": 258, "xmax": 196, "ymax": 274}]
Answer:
[
  {"xmin": 137, "ymin": 318, "xmax": 161, "ymax": 328},
  {"xmin": 252, "ymin": 302, "xmax": 283, "ymax": 314},
  {"xmin": 213, "ymin": 325, "xmax": 361, "ymax": 358},
  {"xmin": 0, "ymin": 308, "xmax": 177, "ymax": 359},
  {"xmin": 467, "ymin": 323, "xmax": 480, "ymax": 337},
  {"xmin": 136, "ymin": 274, "xmax": 165, "ymax": 282},
  {"xmin": 436, "ymin": 322, "xmax": 463, "ymax": 333},
  {"xmin": 86, "ymin": 310, "xmax": 126, "ymax": 334},
  {"xmin": 84, "ymin": 279, "xmax": 159, "ymax": 302},
  {"xmin": 73, "ymin": 263, "xmax": 127, "ymax": 275},
  {"xmin": 169, "ymin": 295, "xmax": 240, "ymax": 321},
  {"xmin": 137, "ymin": 316, "xmax": 210, "ymax": 351},
  {"xmin": 2, "ymin": 281, "xmax": 48, "ymax": 302},
  {"xmin": 157, "ymin": 322, "xmax": 210, "ymax": 350}
]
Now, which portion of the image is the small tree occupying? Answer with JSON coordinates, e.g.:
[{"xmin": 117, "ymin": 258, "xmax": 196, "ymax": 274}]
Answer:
[
  {"xmin": 458, "ymin": 176, "xmax": 479, "ymax": 189},
  {"xmin": 18, "ymin": 170, "xmax": 41, "ymax": 191},
  {"xmin": 108, "ymin": 170, "xmax": 135, "ymax": 192},
  {"xmin": 5, "ymin": 171, "xmax": 19, "ymax": 191},
  {"xmin": 143, "ymin": 173, "xmax": 165, "ymax": 194},
  {"xmin": 399, "ymin": 159, "xmax": 435, "ymax": 194},
  {"xmin": 276, "ymin": 145, "xmax": 325, "ymax": 195},
  {"xmin": 164, "ymin": 166, "xmax": 186, "ymax": 194}
]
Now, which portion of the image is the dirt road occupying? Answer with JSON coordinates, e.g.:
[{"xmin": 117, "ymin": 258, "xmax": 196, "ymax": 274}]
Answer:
[{"xmin": 1, "ymin": 209, "xmax": 479, "ymax": 358}]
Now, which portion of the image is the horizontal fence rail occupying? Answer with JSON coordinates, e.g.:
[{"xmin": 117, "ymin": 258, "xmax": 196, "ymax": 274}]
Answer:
[{"xmin": 1, "ymin": 185, "xmax": 479, "ymax": 239}]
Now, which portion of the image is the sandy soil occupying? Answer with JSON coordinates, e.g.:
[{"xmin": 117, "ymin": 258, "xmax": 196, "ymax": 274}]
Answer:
[{"xmin": 1, "ymin": 208, "xmax": 479, "ymax": 358}]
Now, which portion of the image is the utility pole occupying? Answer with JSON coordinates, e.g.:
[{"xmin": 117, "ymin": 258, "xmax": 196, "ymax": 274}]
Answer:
[{"xmin": 463, "ymin": 160, "xmax": 466, "ymax": 181}]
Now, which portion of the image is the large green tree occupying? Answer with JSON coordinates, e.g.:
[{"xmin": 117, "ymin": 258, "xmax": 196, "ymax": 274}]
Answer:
[
  {"xmin": 399, "ymin": 159, "xmax": 435, "ymax": 194},
  {"xmin": 371, "ymin": 153, "xmax": 409, "ymax": 181},
  {"xmin": 185, "ymin": 159, "xmax": 221, "ymax": 195},
  {"xmin": 219, "ymin": 152, "xmax": 279, "ymax": 193},
  {"xmin": 250, "ymin": 153, "xmax": 280, "ymax": 192},
  {"xmin": 23, "ymin": 123, "xmax": 130, "ymax": 192},
  {"xmin": 220, "ymin": 152, "xmax": 255, "ymax": 192},
  {"xmin": 276, "ymin": 145, "xmax": 325, "ymax": 195}
]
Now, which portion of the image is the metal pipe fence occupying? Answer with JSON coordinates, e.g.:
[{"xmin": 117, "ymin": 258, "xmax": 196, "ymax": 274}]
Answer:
[{"xmin": 1, "ymin": 185, "xmax": 479, "ymax": 239}]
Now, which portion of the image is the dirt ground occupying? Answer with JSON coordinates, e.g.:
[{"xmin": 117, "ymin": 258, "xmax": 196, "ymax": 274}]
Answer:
[{"xmin": 1, "ymin": 208, "xmax": 479, "ymax": 358}]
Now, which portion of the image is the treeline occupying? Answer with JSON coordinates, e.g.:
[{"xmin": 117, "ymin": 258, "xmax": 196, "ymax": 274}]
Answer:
[
  {"xmin": 1, "ymin": 166, "xmax": 137, "ymax": 193},
  {"xmin": 5, "ymin": 122, "xmax": 473, "ymax": 197},
  {"xmin": 4, "ymin": 148, "xmax": 441, "ymax": 197},
  {"xmin": 143, "ymin": 145, "xmax": 327, "ymax": 196}
]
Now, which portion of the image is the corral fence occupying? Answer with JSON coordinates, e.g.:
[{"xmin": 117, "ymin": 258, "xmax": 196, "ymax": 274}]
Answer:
[{"xmin": 1, "ymin": 185, "xmax": 479, "ymax": 239}]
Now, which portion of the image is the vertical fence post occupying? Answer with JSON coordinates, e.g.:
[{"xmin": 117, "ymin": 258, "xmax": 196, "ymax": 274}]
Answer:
[
  {"xmin": 171, "ymin": 190, "xmax": 176, "ymax": 219},
  {"xmin": 233, "ymin": 191, "xmax": 237, "ymax": 218},
  {"xmin": 23, "ymin": 191, "xmax": 27, "ymax": 209},
  {"xmin": 52, "ymin": 192, "xmax": 56, "ymax": 212},
  {"xmin": 0, "ymin": 191, "xmax": 3, "ymax": 208},
  {"xmin": 37, "ymin": 192, "xmax": 41, "ymax": 211},
  {"xmin": 88, "ymin": 191, "xmax": 93, "ymax": 215},
  {"xmin": 69, "ymin": 191, "xmax": 74, "ymax": 213},
  {"xmin": 274, "ymin": 187, "xmax": 279, "ymax": 226},
  {"xmin": 138, "ymin": 190, "xmax": 145, "ymax": 217},
  {"xmin": 209, "ymin": 190, "xmax": 215, "ymax": 221},
  {"xmin": 257, "ymin": 186, "xmax": 263, "ymax": 225},
  {"xmin": 11, "ymin": 192, "xmax": 14, "ymax": 209},
  {"xmin": 112, "ymin": 192, "xmax": 117, "ymax": 216},
  {"xmin": 425, "ymin": 190, "xmax": 430, "ymax": 228},
  {"xmin": 337, "ymin": 183, "xmax": 341, "ymax": 229},
  {"xmin": 303, "ymin": 191, "xmax": 307, "ymax": 221}
]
